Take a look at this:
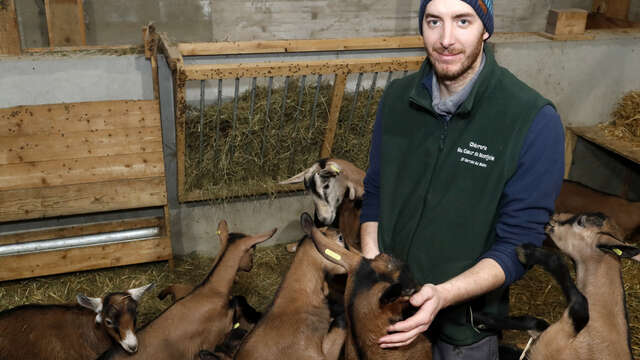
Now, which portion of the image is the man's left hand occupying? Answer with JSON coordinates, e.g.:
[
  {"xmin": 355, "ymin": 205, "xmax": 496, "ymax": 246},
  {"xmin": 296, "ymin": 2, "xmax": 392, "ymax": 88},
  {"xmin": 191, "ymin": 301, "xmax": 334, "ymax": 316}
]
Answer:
[{"xmin": 378, "ymin": 283, "xmax": 444, "ymax": 348}]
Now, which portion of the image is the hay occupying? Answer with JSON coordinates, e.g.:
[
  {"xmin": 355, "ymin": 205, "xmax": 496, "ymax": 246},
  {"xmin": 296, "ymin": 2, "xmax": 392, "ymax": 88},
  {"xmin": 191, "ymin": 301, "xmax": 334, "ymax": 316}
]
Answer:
[
  {"xmin": 2, "ymin": 245, "xmax": 638, "ymax": 357},
  {"xmin": 0, "ymin": 244, "xmax": 294, "ymax": 325},
  {"xmin": 184, "ymin": 77, "xmax": 381, "ymax": 200},
  {"xmin": 599, "ymin": 90, "xmax": 640, "ymax": 142}
]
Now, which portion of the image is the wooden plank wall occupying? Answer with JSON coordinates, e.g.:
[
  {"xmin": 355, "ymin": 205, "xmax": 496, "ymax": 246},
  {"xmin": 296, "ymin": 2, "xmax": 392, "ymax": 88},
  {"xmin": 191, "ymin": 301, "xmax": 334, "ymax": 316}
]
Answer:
[
  {"xmin": 44, "ymin": 0, "xmax": 87, "ymax": 47},
  {"xmin": 0, "ymin": 0, "xmax": 21, "ymax": 55},
  {"xmin": 0, "ymin": 100, "xmax": 167, "ymax": 222}
]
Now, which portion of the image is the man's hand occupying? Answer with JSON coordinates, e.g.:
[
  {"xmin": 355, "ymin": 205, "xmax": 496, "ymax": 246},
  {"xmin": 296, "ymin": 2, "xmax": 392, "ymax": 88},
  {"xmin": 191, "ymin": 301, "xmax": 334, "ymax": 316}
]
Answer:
[{"xmin": 378, "ymin": 284, "xmax": 445, "ymax": 348}]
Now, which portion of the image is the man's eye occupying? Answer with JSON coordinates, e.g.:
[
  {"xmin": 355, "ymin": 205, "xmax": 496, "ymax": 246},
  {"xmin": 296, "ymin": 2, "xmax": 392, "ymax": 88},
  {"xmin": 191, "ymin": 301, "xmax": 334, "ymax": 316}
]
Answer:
[
  {"xmin": 458, "ymin": 19, "xmax": 469, "ymax": 26},
  {"xmin": 426, "ymin": 19, "xmax": 440, "ymax": 27}
]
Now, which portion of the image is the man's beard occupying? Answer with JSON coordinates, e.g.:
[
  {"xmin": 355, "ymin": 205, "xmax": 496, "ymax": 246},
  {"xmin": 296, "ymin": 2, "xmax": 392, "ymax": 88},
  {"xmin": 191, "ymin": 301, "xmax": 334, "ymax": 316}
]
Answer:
[{"xmin": 428, "ymin": 36, "xmax": 483, "ymax": 82}]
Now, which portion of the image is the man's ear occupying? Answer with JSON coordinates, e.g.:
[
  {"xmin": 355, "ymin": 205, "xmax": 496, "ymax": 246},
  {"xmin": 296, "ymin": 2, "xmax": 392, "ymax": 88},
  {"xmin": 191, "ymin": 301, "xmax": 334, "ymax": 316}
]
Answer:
[{"xmin": 482, "ymin": 31, "xmax": 489, "ymax": 41}]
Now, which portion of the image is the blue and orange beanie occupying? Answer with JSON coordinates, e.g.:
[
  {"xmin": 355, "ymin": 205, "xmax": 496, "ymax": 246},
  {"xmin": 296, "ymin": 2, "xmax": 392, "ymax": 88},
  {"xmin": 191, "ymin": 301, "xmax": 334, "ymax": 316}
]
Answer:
[{"xmin": 418, "ymin": 0, "xmax": 494, "ymax": 36}]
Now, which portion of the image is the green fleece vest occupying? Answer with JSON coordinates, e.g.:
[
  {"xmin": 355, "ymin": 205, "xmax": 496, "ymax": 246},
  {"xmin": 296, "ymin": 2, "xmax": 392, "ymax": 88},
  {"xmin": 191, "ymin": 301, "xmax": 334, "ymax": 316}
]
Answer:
[{"xmin": 379, "ymin": 47, "xmax": 552, "ymax": 345}]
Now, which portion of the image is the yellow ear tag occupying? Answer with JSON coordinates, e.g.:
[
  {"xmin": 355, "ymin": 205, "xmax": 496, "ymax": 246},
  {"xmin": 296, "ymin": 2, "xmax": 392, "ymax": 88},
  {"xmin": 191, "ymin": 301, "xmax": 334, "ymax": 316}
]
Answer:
[
  {"xmin": 216, "ymin": 230, "xmax": 221, "ymax": 235},
  {"xmin": 613, "ymin": 248, "xmax": 623, "ymax": 256},
  {"xmin": 233, "ymin": 322, "xmax": 240, "ymax": 329},
  {"xmin": 325, "ymin": 249, "xmax": 342, "ymax": 261},
  {"xmin": 330, "ymin": 165, "xmax": 340, "ymax": 174}
]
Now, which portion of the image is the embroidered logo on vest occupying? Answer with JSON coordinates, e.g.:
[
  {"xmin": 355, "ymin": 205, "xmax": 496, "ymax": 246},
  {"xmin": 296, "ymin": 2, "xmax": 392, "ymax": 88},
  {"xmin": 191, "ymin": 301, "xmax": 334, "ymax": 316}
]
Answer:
[{"xmin": 457, "ymin": 141, "xmax": 495, "ymax": 168}]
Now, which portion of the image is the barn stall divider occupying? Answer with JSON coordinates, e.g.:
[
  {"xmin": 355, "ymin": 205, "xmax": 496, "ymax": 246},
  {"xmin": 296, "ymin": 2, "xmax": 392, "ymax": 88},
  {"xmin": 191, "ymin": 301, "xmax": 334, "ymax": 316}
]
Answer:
[
  {"xmin": 0, "ymin": 38, "xmax": 174, "ymax": 281},
  {"xmin": 150, "ymin": 27, "xmax": 426, "ymax": 202}
]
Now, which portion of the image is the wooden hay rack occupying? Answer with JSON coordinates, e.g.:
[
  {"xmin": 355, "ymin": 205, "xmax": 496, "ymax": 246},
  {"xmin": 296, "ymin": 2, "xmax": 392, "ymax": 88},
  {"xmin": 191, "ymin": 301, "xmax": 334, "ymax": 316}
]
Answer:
[{"xmin": 153, "ymin": 30, "xmax": 427, "ymax": 202}]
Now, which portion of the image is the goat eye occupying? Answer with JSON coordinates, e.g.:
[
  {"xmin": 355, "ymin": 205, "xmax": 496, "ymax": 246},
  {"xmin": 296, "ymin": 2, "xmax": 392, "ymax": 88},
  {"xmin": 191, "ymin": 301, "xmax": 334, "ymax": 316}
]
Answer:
[
  {"xmin": 104, "ymin": 318, "xmax": 114, "ymax": 327},
  {"xmin": 323, "ymin": 184, "xmax": 330, "ymax": 190}
]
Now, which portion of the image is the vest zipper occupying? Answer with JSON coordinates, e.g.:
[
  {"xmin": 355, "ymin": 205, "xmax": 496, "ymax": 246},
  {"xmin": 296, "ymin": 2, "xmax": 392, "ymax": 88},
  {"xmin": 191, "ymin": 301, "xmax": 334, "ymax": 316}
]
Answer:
[{"xmin": 439, "ymin": 116, "xmax": 449, "ymax": 150}]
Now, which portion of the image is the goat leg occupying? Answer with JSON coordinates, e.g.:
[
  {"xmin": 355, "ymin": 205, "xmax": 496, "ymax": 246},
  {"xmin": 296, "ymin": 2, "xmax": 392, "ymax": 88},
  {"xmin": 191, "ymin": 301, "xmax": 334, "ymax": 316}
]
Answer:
[{"xmin": 322, "ymin": 315, "xmax": 347, "ymax": 360}]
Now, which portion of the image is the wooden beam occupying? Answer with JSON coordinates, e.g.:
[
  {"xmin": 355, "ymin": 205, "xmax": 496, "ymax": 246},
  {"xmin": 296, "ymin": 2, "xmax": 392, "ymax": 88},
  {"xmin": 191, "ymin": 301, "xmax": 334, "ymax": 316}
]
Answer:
[
  {"xmin": 592, "ymin": 0, "xmax": 630, "ymax": 20},
  {"xmin": 44, "ymin": 0, "xmax": 86, "ymax": 48},
  {"xmin": 0, "ymin": 217, "xmax": 163, "ymax": 246},
  {"xmin": 183, "ymin": 56, "xmax": 425, "ymax": 80},
  {"xmin": 0, "ymin": 100, "xmax": 161, "ymax": 137},
  {"xmin": 569, "ymin": 125, "xmax": 640, "ymax": 164},
  {"xmin": 0, "ymin": 0, "xmax": 21, "ymax": 55},
  {"xmin": 320, "ymin": 74, "xmax": 348, "ymax": 158},
  {"xmin": 177, "ymin": 36, "xmax": 425, "ymax": 56},
  {"xmin": 0, "ymin": 152, "xmax": 165, "ymax": 191},
  {"xmin": 175, "ymin": 61, "xmax": 187, "ymax": 202},
  {"xmin": 158, "ymin": 31, "xmax": 183, "ymax": 71},
  {"xmin": 0, "ymin": 177, "xmax": 168, "ymax": 222},
  {"xmin": 0, "ymin": 236, "xmax": 172, "ymax": 281}
]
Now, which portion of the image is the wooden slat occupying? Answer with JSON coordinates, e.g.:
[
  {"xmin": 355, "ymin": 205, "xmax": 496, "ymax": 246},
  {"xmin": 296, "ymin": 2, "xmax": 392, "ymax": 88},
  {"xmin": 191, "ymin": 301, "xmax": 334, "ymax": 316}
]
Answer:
[
  {"xmin": 0, "ymin": 127, "xmax": 162, "ymax": 165},
  {"xmin": 181, "ymin": 183, "xmax": 305, "ymax": 203},
  {"xmin": 183, "ymin": 56, "xmax": 425, "ymax": 80},
  {"xmin": 536, "ymin": 32, "xmax": 596, "ymax": 41},
  {"xmin": 0, "ymin": 100, "xmax": 160, "ymax": 137},
  {"xmin": 0, "ymin": 0, "xmax": 21, "ymax": 55},
  {"xmin": 177, "ymin": 36, "xmax": 424, "ymax": 56},
  {"xmin": 569, "ymin": 125, "xmax": 640, "ymax": 164},
  {"xmin": 321, "ymin": 74, "xmax": 348, "ymax": 158},
  {"xmin": 0, "ymin": 236, "xmax": 172, "ymax": 281},
  {"xmin": 0, "ymin": 217, "xmax": 163, "ymax": 246},
  {"xmin": 24, "ymin": 45, "xmax": 140, "ymax": 53},
  {"xmin": 44, "ymin": 0, "xmax": 87, "ymax": 47},
  {"xmin": 175, "ymin": 63, "xmax": 187, "ymax": 202},
  {"xmin": 0, "ymin": 152, "xmax": 165, "ymax": 191},
  {"xmin": 0, "ymin": 177, "xmax": 167, "ymax": 222}
]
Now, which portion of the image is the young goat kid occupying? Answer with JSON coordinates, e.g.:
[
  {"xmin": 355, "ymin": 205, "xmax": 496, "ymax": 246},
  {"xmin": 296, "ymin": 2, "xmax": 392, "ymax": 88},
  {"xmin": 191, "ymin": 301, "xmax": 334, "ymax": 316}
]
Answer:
[
  {"xmin": 280, "ymin": 158, "xmax": 365, "ymax": 251},
  {"xmin": 479, "ymin": 212, "xmax": 638, "ymax": 360},
  {"xmin": 0, "ymin": 283, "xmax": 153, "ymax": 360},
  {"xmin": 308, "ymin": 220, "xmax": 432, "ymax": 360},
  {"xmin": 234, "ymin": 213, "xmax": 347, "ymax": 360},
  {"xmin": 98, "ymin": 220, "xmax": 276, "ymax": 360}
]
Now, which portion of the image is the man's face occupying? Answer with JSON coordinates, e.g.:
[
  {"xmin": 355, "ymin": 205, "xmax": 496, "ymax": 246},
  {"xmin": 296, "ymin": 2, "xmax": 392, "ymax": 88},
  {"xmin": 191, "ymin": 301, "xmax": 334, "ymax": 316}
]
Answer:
[{"xmin": 422, "ymin": 0, "xmax": 489, "ymax": 81}]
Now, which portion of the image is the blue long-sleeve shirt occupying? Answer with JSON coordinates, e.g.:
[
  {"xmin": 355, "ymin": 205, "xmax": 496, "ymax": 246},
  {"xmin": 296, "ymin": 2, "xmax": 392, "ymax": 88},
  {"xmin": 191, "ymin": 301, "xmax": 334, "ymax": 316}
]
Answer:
[{"xmin": 361, "ymin": 76, "xmax": 564, "ymax": 287}]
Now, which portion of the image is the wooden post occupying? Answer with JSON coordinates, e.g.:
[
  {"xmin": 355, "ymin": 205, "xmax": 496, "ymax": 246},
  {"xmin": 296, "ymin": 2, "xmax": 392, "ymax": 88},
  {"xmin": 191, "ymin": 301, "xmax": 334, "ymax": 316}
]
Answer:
[
  {"xmin": 0, "ymin": 0, "xmax": 21, "ymax": 55},
  {"xmin": 545, "ymin": 9, "xmax": 589, "ymax": 35},
  {"xmin": 320, "ymin": 73, "xmax": 348, "ymax": 158},
  {"xmin": 44, "ymin": 0, "xmax": 87, "ymax": 48},
  {"xmin": 592, "ymin": 0, "xmax": 630, "ymax": 20}
]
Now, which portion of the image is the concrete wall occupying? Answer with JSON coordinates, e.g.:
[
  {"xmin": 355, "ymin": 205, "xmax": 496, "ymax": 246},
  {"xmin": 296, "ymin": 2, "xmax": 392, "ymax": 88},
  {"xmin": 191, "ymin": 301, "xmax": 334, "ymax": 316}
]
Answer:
[
  {"xmin": 20, "ymin": 0, "xmax": 637, "ymax": 47},
  {"xmin": 1, "ymin": 31, "xmax": 639, "ymax": 255}
]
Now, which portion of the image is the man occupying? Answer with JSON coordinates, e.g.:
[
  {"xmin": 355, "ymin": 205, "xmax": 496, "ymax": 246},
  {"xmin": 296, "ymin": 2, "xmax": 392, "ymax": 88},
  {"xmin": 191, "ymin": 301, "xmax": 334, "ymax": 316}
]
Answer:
[{"xmin": 359, "ymin": 0, "xmax": 565, "ymax": 358}]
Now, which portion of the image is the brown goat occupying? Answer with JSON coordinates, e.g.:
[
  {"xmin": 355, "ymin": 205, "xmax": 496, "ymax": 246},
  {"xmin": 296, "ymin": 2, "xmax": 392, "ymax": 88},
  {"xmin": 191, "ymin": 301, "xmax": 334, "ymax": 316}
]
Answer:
[
  {"xmin": 534, "ymin": 212, "xmax": 638, "ymax": 360},
  {"xmin": 308, "ymin": 221, "xmax": 432, "ymax": 360},
  {"xmin": 478, "ymin": 213, "xmax": 638, "ymax": 360},
  {"xmin": 0, "ymin": 283, "xmax": 153, "ymax": 360},
  {"xmin": 555, "ymin": 180, "xmax": 640, "ymax": 241},
  {"xmin": 234, "ymin": 213, "xmax": 347, "ymax": 360},
  {"xmin": 98, "ymin": 220, "xmax": 276, "ymax": 360},
  {"xmin": 280, "ymin": 158, "xmax": 365, "ymax": 251},
  {"xmin": 157, "ymin": 283, "xmax": 193, "ymax": 303}
]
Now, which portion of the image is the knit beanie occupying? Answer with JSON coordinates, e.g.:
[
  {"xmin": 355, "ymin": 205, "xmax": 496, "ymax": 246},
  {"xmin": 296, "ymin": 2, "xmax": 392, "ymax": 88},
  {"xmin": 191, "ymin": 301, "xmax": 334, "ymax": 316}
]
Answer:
[{"xmin": 418, "ymin": 0, "xmax": 494, "ymax": 37}]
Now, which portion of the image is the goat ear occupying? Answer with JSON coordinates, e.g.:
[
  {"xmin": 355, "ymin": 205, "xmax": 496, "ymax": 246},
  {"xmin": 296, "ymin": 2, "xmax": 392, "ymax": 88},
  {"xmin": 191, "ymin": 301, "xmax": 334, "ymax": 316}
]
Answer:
[
  {"xmin": 77, "ymin": 294, "xmax": 103, "ymax": 313},
  {"xmin": 325, "ymin": 161, "xmax": 342, "ymax": 176},
  {"xmin": 597, "ymin": 244, "xmax": 640, "ymax": 260},
  {"xmin": 128, "ymin": 283, "xmax": 155, "ymax": 302},
  {"xmin": 217, "ymin": 220, "xmax": 230, "ymax": 250},
  {"xmin": 300, "ymin": 212, "xmax": 314, "ymax": 235},
  {"xmin": 248, "ymin": 227, "xmax": 277, "ymax": 247},
  {"xmin": 279, "ymin": 165, "xmax": 316, "ymax": 185},
  {"xmin": 310, "ymin": 226, "xmax": 360, "ymax": 272},
  {"xmin": 346, "ymin": 182, "xmax": 364, "ymax": 200}
]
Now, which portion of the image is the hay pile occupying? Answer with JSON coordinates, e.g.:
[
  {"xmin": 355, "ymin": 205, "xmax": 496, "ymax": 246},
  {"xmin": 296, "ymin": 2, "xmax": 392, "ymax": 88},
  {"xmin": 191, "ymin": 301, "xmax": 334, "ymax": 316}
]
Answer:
[
  {"xmin": 184, "ymin": 77, "xmax": 381, "ymax": 200},
  {"xmin": 2, "ymin": 245, "xmax": 638, "ymax": 357},
  {"xmin": 600, "ymin": 90, "xmax": 640, "ymax": 141}
]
